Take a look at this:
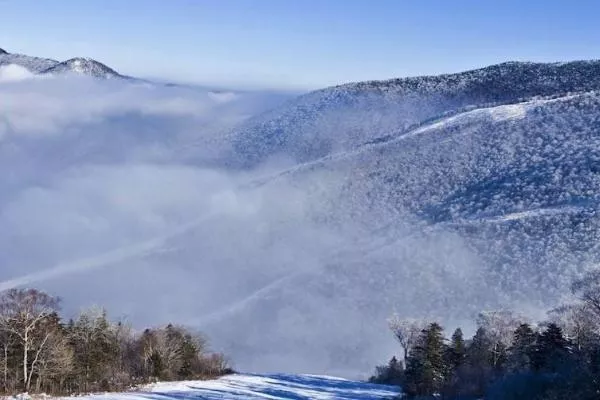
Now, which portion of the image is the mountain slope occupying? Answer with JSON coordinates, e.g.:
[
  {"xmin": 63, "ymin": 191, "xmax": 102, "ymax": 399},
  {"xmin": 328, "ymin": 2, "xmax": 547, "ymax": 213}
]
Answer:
[
  {"xmin": 230, "ymin": 60, "xmax": 600, "ymax": 167},
  {"xmin": 0, "ymin": 48, "xmax": 129, "ymax": 79},
  {"xmin": 40, "ymin": 57, "xmax": 128, "ymax": 79},
  {"xmin": 197, "ymin": 85, "xmax": 600, "ymax": 372},
  {"xmin": 0, "ymin": 48, "xmax": 59, "ymax": 73}
]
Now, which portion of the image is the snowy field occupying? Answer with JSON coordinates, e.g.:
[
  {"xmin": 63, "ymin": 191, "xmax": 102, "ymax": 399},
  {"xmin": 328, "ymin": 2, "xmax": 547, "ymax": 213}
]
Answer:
[{"xmin": 55, "ymin": 374, "xmax": 401, "ymax": 400}]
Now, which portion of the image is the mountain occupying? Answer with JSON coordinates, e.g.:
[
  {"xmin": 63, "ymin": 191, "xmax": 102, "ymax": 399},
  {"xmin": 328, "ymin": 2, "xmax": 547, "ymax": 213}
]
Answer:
[
  {"xmin": 0, "ymin": 48, "xmax": 128, "ymax": 79},
  {"xmin": 2, "ymin": 56, "xmax": 600, "ymax": 375},
  {"xmin": 40, "ymin": 57, "xmax": 128, "ymax": 79},
  {"xmin": 193, "ymin": 61, "xmax": 600, "ymax": 371},
  {"xmin": 0, "ymin": 48, "xmax": 59, "ymax": 73},
  {"xmin": 230, "ymin": 60, "xmax": 600, "ymax": 167}
]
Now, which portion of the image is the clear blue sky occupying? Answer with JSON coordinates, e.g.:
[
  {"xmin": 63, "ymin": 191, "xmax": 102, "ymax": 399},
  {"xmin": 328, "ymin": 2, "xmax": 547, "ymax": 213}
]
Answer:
[{"xmin": 2, "ymin": 0, "xmax": 599, "ymax": 89}]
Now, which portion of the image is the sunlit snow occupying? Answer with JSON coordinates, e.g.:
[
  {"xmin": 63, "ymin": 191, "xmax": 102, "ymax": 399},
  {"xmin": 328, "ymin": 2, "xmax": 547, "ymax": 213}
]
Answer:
[{"xmin": 56, "ymin": 375, "xmax": 401, "ymax": 400}]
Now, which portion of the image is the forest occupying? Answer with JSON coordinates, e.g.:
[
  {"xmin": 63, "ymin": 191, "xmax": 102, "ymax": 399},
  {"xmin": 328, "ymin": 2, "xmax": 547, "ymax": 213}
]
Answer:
[
  {"xmin": 0, "ymin": 288, "xmax": 230, "ymax": 395},
  {"xmin": 370, "ymin": 268, "xmax": 600, "ymax": 399}
]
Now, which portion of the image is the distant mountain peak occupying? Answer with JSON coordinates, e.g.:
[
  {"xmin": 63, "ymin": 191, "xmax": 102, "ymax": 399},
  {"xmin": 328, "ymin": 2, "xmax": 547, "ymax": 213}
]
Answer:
[
  {"xmin": 0, "ymin": 48, "xmax": 8, "ymax": 55},
  {"xmin": 41, "ymin": 57, "xmax": 126, "ymax": 79}
]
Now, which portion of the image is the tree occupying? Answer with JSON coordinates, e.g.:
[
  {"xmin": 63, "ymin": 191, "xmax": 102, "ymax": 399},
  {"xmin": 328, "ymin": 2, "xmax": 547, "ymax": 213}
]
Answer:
[
  {"xmin": 30, "ymin": 315, "xmax": 73, "ymax": 393},
  {"xmin": 477, "ymin": 310, "xmax": 523, "ymax": 369},
  {"xmin": 0, "ymin": 328, "xmax": 14, "ymax": 392},
  {"xmin": 507, "ymin": 323, "xmax": 536, "ymax": 373},
  {"xmin": 463, "ymin": 327, "xmax": 494, "ymax": 397},
  {"xmin": 0, "ymin": 289, "xmax": 228, "ymax": 395},
  {"xmin": 369, "ymin": 356, "xmax": 404, "ymax": 386},
  {"xmin": 572, "ymin": 269, "xmax": 600, "ymax": 318},
  {"xmin": 550, "ymin": 303, "xmax": 600, "ymax": 351},
  {"xmin": 67, "ymin": 307, "xmax": 121, "ymax": 392},
  {"xmin": 442, "ymin": 328, "xmax": 467, "ymax": 398},
  {"xmin": 446, "ymin": 328, "xmax": 466, "ymax": 371},
  {"xmin": 387, "ymin": 316, "xmax": 428, "ymax": 364},
  {"xmin": 532, "ymin": 323, "xmax": 569, "ymax": 372},
  {"xmin": 404, "ymin": 322, "xmax": 447, "ymax": 397},
  {"xmin": 0, "ymin": 289, "xmax": 60, "ymax": 391}
]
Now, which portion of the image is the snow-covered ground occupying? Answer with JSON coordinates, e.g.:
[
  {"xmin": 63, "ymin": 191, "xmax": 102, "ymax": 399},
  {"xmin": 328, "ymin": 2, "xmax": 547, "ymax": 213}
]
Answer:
[{"xmin": 57, "ymin": 374, "xmax": 401, "ymax": 400}]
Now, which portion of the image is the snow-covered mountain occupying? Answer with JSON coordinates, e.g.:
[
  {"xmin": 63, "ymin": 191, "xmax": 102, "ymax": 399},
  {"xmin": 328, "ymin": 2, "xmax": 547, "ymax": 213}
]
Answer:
[
  {"xmin": 0, "ymin": 48, "xmax": 129, "ymax": 79},
  {"xmin": 40, "ymin": 57, "xmax": 127, "ymax": 79},
  {"xmin": 0, "ymin": 47, "xmax": 59, "ymax": 73},
  {"xmin": 2, "ymin": 57, "xmax": 600, "ymax": 376},
  {"xmin": 230, "ymin": 60, "xmax": 600, "ymax": 167},
  {"xmin": 192, "ymin": 61, "xmax": 600, "ymax": 372}
]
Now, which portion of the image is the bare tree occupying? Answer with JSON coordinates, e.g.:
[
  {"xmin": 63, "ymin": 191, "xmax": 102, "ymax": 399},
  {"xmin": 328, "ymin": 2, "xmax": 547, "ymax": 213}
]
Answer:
[
  {"xmin": 572, "ymin": 269, "xmax": 600, "ymax": 318},
  {"xmin": 0, "ymin": 288, "xmax": 60, "ymax": 391},
  {"xmin": 31, "ymin": 326, "xmax": 74, "ymax": 393},
  {"xmin": 0, "ymin": 288, "xmax": 227, "ymax": 394},
  {"xmin": 477, "ymin": 310, "xmax": 526, "ymax": 367},
  {"xmin": 549, "ymin": 303, "xmax": 600, "ymax": 351},
  {"xmin": 387, "ymin": 315, "xmax": 428, "ymax": 363},
  {"xmin": 199, "ymin": 353, "xmax": 230, "ymax": 377},
  {"xmin": 0, "ymin": 328, "xmax": 12, "ymax": 392}
]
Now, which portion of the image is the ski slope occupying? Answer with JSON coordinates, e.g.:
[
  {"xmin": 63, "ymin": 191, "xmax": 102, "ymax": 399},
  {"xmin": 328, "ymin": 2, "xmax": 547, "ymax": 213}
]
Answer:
[{"xmin": 63, "ymin": 374, "xmax": 401, "ymax": 400}]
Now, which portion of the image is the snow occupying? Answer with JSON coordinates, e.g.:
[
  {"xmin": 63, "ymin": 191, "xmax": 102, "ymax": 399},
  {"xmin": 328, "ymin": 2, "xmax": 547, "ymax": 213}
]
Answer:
[
  {"xmin": 0, "ymin": 52, "xmax": 58, "ymax": 73},
  {"xmin": 41, "ymin": 58, "xmax": 125, "ymax": 79},
  {"xmin": 55, "ymin": 374, "xmax": 401, "ymax": 400},
  {"xmin": 488, "ymin": 103, "xmax": 527, "ymax": 121},
  {"xmin": 464, "ymin": 206, "xmax": 586, "ymax": 224}
]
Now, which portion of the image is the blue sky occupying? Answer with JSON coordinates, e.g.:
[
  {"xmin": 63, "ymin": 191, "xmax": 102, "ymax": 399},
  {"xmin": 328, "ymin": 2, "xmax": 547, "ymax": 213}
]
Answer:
[{"xmin": 2, "ymin": 0, "xmax": 599, "ymax": 89}]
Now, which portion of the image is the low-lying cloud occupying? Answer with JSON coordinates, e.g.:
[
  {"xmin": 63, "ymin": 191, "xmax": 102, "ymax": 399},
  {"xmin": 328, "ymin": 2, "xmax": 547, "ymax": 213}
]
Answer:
[
  {"xmin": 0, "ymin": 64, "xmax": 35, "ymax": 82},
  {"xmin": 0, "ymin": 75, "xmax": 496, "ymax": 377}
]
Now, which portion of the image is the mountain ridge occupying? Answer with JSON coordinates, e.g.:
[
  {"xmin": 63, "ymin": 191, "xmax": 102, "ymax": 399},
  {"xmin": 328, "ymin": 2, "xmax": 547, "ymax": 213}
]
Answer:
[
  {"xmin": 230, "ymin": 59, "xmax": 600, "ymax": 167},
  {"xmin": 40, "ymin": 57, "xmax": 127, "ymax": 79},
  {"xmin": 0, "ymin": 48, "xmax": 128, "ymax": 79}
]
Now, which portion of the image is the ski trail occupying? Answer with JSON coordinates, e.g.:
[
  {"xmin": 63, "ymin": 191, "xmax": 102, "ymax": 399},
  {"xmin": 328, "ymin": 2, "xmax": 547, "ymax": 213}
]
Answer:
[
  {"xmin": 257, "ymin": 91, "xmax": 589, "ymax": 186},
  {"xmin": 0, "ymin": 212, "xmax": 218, "ymax": 292}
]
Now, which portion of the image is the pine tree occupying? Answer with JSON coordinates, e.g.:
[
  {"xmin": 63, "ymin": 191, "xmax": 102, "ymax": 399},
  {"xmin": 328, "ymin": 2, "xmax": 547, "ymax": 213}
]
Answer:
[
  {"xmin": 442, "ymin": 328, "xmax": 467, "ymax": 398},
  {"xmin": 446, "ymin": 328, "xmax": 466, "ymax": 371},
  {"xmin": 533, "ymin": 323, "xmax": 569, "ymax": 372},
  {"xmin": 507, "ymin": 323, "xmax": 536, "ymax": 373},
  {"xmin": 464, "ymin": 327, "xmax": 494, "ymax": 397},
  {"xmin": 404, "ymin": 322, "xmax": 447, "ymax": 397},
  {"xmin": 369, "ymin": 356, "xmax": 404, "ymax": 386}
]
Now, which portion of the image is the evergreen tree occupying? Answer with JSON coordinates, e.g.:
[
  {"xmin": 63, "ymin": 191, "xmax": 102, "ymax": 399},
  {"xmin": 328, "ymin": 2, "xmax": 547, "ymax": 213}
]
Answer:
[
  {"xmin": 464, "ymin": 327, "xmax": 494, "ymax": 397},
  {"xmin": 442, "ymin": 328, "xmax": 466, "ymax": 398},
  {"xmin": 404, "ymin": 323, "xmax": 447, "ymax": 397},
  {"xmin": 533, "ymin": 323, "xmax": 569, "ymax": 372},
  {"xmin": 369, "ymin": 356, "xmax": 404, "ymax": 386},
  {"xmin": 507, "ymin": 323, "xmax": 536, "ymax": 373},
  {"xmin": 446, "ymin": 328, "xmax": 466, "ymax": 371}
]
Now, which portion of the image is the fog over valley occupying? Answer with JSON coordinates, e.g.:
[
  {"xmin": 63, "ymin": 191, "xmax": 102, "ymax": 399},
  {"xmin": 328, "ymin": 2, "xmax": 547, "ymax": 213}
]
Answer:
[{"xmin": 2, "ymin": 50, "xmax": 600, "ymax": 381}]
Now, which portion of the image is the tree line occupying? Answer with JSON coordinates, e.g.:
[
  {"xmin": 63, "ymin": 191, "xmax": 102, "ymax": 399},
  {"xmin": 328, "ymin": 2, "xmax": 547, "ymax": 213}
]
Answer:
[
  {"xmin": 0, "ymin": 288, "xmax": 231, "ymax": 395},
  {"xmin": 370, "ymin": 269, "xmax": 600, "ymax": 399}
]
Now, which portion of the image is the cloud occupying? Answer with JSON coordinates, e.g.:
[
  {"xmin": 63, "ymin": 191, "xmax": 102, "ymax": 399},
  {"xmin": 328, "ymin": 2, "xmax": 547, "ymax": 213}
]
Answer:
[
  {"xmin": 0, "ymin": 75, "xmax": 494, "ymax": 377},
  {"xmin": 0, "ymin": 64, "xmax": 35, "ymax": 82}
]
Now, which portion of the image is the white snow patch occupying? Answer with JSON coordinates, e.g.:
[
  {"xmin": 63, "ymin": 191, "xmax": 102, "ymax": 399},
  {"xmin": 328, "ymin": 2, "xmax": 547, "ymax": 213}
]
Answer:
[
  {"xmin": 473, "ymin": 206, "xmax": 585, "ymax": 223},
  {"xmin": 51, "ymin": 374, "xmax": 400, "ymax": 400},
  {"xmin": 489, "ymin": 103, "xmax": 527, "ymax": 121}
]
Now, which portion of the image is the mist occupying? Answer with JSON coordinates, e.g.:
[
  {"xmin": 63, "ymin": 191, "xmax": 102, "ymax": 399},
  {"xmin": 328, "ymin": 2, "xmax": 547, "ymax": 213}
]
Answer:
[{"xmin": 0, "ymin": 73, "xmax": 529, "ymax": 377}]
